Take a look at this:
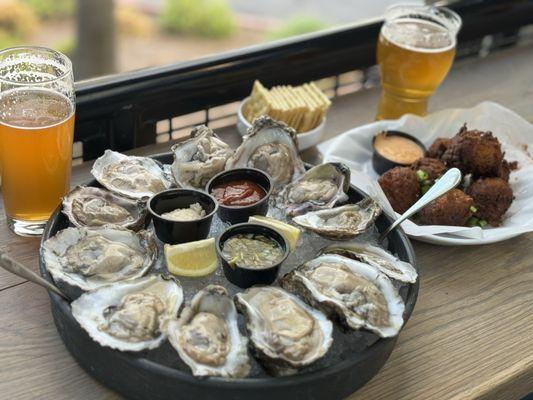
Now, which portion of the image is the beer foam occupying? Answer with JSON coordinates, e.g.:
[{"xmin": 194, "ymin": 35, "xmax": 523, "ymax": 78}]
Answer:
[{"xmin": 382, "ymin": 18, "xmax": 456, "ymax": 53}]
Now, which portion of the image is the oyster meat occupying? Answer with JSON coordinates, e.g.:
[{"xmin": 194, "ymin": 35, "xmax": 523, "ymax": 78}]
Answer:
[
  {"xmin": 42, "ymin": 226, "xmax": 157, "ymax": 291},
  {"xmin": 71, "ymin": 275, "xmax": 183, "ymax": 351},
  {"xmin": 292, "ymin": 198, "xmax": 382, "ymax": 239},
  {"xmin": 171, "ymin": 125, "xmax": 233, "ymax": 188},
  {"xmin": 62, "ymin": 186, "xmax": 148, "ymax": 230},
  {"xmin": 234, "ymin": 286, "xmax": 332, "ymax": 375},
  {"xmin": 226, "ymin": 116, "xmax": 305, "ymax": 191},
  {"xmin": 277, "ymin": 162, "xmax": 350, "ymax": 216},
  {"xmin": 92, "ymin": 150, "xmax": 173, "ymax": 199},
  {"xmin": 321, "ymin": 242, "xmax": 418, "ymax": 283},
  {"xmin": 280, "ymin": 254, "xmax": 405, "ymax": 338},
  {"xmin": 168, "ymin": 285, "xmax": 250, "ymax": 378}
]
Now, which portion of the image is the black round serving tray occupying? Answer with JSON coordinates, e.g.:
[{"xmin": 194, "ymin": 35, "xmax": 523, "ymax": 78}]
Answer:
[{"xmin": 39, "ymin": 152, "xmax": 418, "ymax": 400}]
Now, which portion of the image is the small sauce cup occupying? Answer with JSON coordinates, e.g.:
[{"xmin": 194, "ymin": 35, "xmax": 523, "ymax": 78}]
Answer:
[
  {"xmin": 148, "ymin": 188, "xmax": 218, "ymax": 244},
  {"xmin": 372, "ymin": 130, "xmax": 426, "ymax": 175},
  {"xmin": 206, "ymin": 168, "xmax": 272, "ymax": 224},
  {"xmin": 216, "ymin": 223, "xmax": 290, "ymax": 288}
]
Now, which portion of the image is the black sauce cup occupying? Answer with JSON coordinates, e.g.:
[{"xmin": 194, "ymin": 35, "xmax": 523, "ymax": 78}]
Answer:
[
  {"xmin": 216, "ymin": 223, "xmax": 290, "ymax": 288},
  {"xmin": 372, "ymin": 130, "xmax": 426, "ymax": 175},
  {"xmin": 206, "ymin": 168, "xmax": 272, "ymax": 224},
  {"xmin": 148, "ymin": 188, "xmax": 218, "ymax": 244}
]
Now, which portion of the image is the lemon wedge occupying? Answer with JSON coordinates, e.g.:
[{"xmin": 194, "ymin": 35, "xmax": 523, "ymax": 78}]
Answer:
[
  {"xmin": 164, "ymin": 238, "xmax": 218, "ymax": 277},
  {"xmin": 248, "ymin": 215, "xmax": 301, "ymax": 250}
]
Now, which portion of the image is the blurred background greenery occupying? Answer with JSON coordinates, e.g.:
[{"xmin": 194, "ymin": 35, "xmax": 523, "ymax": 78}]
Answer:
[{"xmin": 0, "ymin": 0, "xmax": 403, "ymax": 79}]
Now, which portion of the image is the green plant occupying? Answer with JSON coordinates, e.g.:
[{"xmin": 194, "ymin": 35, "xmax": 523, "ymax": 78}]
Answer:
[
  {"xmin": 268, "ymin": 16, "xmax": 327, "ymax": 40},
  {"xmin": 160, "ymin": 0, "xmax": 236, "ymax": 38},
  {"xmin": 21, "ymin": 0, "xmax": 74, "ymax": 20},
  {"xmin": 54, "ymin": 37, "xmax": 76, "ymax": 57},
  {"xmin": 116, "ymin": 6, "xmax": 154, "ymax": 38},
  {"xmin": 0, "ymin": 29, "xmax": 21, "ymax": 49},
  {"xmin": 0, "ymin": 0, "xmax": 38, "ymax": 38}
]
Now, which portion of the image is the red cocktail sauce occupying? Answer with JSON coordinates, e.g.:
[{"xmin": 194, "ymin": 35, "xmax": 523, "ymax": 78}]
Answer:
[{"xmin": 211, "ymin": 180, "xmax": 266, "ymax": 206}]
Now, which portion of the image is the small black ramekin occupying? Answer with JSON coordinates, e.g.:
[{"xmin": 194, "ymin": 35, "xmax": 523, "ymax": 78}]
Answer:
[
  {"xmin": 216, "ymin": 223, "xmax": 289, "ymax": 288},
  {"xmin": 206, "ymin": 168, "xmax": 272, "ymax": 225},
  {"xmin": 372, "ymin": 130, "xmax": 426, "ymax": 175},
  {"xmin": 147, "ymin": 188, "xmax": 218, "ymax": 244}
]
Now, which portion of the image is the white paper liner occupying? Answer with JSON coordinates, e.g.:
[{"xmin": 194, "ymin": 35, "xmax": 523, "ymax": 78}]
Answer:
[{"xmin": 318, "ymin": 102, "xmax": 533, "ymax": 240}]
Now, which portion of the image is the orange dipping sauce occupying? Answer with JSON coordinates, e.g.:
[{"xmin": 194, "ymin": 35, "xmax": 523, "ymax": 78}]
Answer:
[
  {"xmin": 211, "ymin": 180, "xmax": 266, "ymax": 206},
  {"xmin": 374, "ymin": 132, "xmax": 424, "ymax": 164}
]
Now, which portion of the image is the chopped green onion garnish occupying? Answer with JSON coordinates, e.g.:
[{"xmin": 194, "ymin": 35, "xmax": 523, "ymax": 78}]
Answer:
[
  {"xmin": 479, "ymin": 219, "xmax": 488, "ymax": 228},
  {"xmin": 416, "ymin": 169, "xmax": 428, "ymax": 182},
  {"xmin": 466, "ymin": 217, "xmax": 479, "ymax": 227},
  {"xmin": 421, "ymin": 185, "xmax": 431, "ymax": 195},
  {"xmin": 470, "ymin": 205, "xmax": 478, "ymax": 213}
]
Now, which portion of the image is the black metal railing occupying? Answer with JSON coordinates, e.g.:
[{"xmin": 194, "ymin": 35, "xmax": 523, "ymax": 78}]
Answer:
[{"xmin": 73, "ymin": 0, "xmax": 533, "ymax": 162}]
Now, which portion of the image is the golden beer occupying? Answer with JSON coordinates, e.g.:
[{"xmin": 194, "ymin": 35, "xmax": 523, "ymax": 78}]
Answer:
[
  {"xmin": 0, "ymin": 47, "xmax": 75, "ymax": 236},
  {"xmin": 376, "ymin": 6, "xmax": 461, "ymax": 120}
]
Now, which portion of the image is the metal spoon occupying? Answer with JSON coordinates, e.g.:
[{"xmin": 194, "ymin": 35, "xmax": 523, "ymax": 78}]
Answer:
[
  {"xmin": 0, "ymin": 251, "xmax": 71, "ymax": 301},
  {"xmin": 378, "ymin": 167, "xmax": 462, "ymax": 243}
]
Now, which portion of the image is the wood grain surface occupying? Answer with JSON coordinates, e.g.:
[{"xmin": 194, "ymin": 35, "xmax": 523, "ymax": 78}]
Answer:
[{"xmin": 0, "ymin": 44, "xmax": 532, "ymax": 400}]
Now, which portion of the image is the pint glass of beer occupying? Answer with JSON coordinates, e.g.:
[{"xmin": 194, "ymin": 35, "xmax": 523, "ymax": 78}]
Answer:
[
  {"xmin": 0, "ymin": 47, "xmax": 75, "ymax": 236},
  {"xmin": 376, "ymin": 5, "xmax": 461, "ymax": 120}
]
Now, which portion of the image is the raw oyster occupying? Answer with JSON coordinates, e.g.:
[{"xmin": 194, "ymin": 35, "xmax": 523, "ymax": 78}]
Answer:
[
  {"xmin": 277, "ymin": 162, "xmax": 350, "ymax": 216},
  {"xmin": 71, "ymin": 275, "xmax": 183, "ymax": 351},
  {"xmin": 226, "ymin": 116, "xmax": 305, "ymax": 191},
  {"xmin": 235, "ymin": 286, "xmax": 332, "ymax": 375},
  {"xmin": 280, "ymin": 254, "xmax": 405, "ymax": 338},
  {"xmin": 168, "ymin": 285, "xmax": 250, "ymax": 378},
  {"xmin": 92, "ymin": 150, "xmax": 173, "ymax": 199},
  {"xmin": 42, "ymin": 226, "xmax": 157, "ymax": 291},
  {"xmin": 171, "ymin": 125, "xmax": 233, "ymax": 188},
  {"xmin": 62, "ymin": 186, "xmax": 148, "ymax": 231},
  {"xmin": 292, "ymin": 198, "xmax": 382, "ymax": 239},
  {"xmin": 321, "ymin": 242, "xmax": 418, "ymax": 283}
]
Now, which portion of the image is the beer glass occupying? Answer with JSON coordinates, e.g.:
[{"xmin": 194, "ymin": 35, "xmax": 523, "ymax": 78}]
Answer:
[
  {"xmin": 376, "ymin": 5, "xmax": 461, "ymax": 120},
  {"xmin": 0, "ymin": 47, "xmax": 75, "ymax": 236}
]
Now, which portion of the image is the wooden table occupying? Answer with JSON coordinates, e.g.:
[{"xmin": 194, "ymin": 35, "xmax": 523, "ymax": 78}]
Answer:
[{"xmin": 1, "ymin": 44, "xmax": 532, "ymax": 400}]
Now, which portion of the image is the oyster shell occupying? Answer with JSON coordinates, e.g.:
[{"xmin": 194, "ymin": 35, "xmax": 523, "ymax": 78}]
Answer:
[
  {"xmin": 292, "ymin": 198, "xmax": 382, "ymax": 239},
  {"xmin": 171, "ymin": 125, "xmax": 233, "ymax": 188},
  {"xmin": 235, "ymin": 286, "xmax": 332, "ymax": 375},
  {"xmin": 280, "ymin": 254, "xmax": 405, "ymax": 338},
  {"xmin": 42, "ymin": 226, "xmax": 157, "ymax": 291},
  {"xmin": 277, "ymin": 162, "xmax": 350, "ymax": 216},
  {"xmin": 226, "ymin": 116, "xmax": 305, "ymax": 191},
  {"xmin": 321, "ymin": 242, "xmax": 418, "ymax": 283},
  {"xmin": 71, "ymin": 275, "xmax": 183, "ymax": 351},
  {"xmin": 62, "ymin": 186, "xmax": 148, "ymax": 231},
  {"xmin": 92, "ymin": 150, "xmax": 173, "ymax": 199},
  {"xmin": 168, "ymin": 285, "xmax": 250, "ymax": 378}
]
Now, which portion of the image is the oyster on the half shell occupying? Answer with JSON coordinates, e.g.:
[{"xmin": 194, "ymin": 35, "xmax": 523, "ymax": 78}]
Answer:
[
  {"xmin": 277, "ymin": 162, "xmax": 350, "ymax": 216},
  {"xmin": 321, "ymin": 242, "xmax": 418, "ymax": 283},
  {"xmin": 168, "ymin": 285, "xmax": 250, "ymax": 378},
  {"xmin": 171, "ymin": 125, "xmax": 233, "ymax": 188},
  {"xmin": 226, "ymin": 116, "xmax": 305, "ymax": 191},
  {"xmin": 62, "ymin": 186, "xmax": 148, "ymax": 231},
  {"xmin": 292, "ymin": 198, "xmax": 382, "ymax": 239},
  {"xmin": 42, "ymin": 226, "xmax": 157, "ymax": 291},
  {"xmin": 234, "ymin": 286, "xmax": 332, "ymax": 375},
  {"xmin": 71, "ymin": 275, "xmax": 183, "ymax": 351},
  {"xmin": 280, "ymin": 253, "xmax": 405, "ymax": 338},
  {"xmin": 92, "ymin": 150, "xmax": 173, "ymax": 199}
]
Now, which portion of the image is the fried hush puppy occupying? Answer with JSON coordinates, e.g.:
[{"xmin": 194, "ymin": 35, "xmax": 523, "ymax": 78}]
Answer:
[
  {"xmin": 466, "ymin": 177, "xmax": 513, "ymax": 226},
  {"xmin": 442, "ymin": 125, "xmax": 504, "ymax": 176},
  {"xmin": 426, "ymin": 137, "xmax": 451, "ymax": 159},
  {"xmin": 417, "ymin": 189, "xmax": 474, "ymax": 226},
  {"xmin": 378, "ymin": 166, "xmax": 420, "ymax": 214},
  {"xmin": 411, "ymin": 157, "xmax": 447, "ymax": 181}
]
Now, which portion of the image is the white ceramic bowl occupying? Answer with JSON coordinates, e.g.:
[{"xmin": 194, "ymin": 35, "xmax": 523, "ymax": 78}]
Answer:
[{"xmin": 237, "ymin": 97, "xmax": 326, "ymax": 151}]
